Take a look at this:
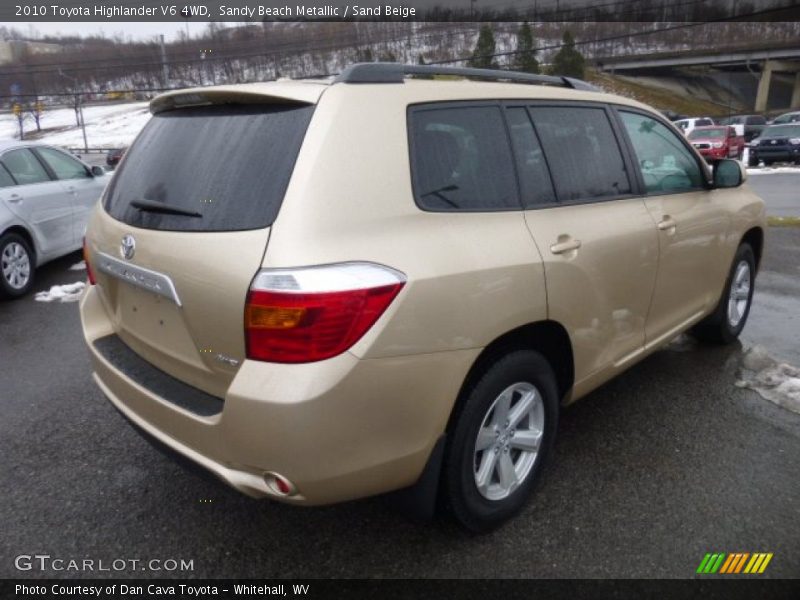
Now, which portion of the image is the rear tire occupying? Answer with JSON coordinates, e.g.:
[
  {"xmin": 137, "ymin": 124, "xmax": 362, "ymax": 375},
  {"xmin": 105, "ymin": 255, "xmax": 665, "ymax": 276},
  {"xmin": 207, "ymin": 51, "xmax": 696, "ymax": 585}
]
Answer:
[
  {"xmin": 442, "ymin": 350, "xmax": 559, "ymax": 533},
  {"xmin": 691, "ymin": 243, "xmax": 755, "ymax": 344},
  {"xmin": 747, "ymin": 154, "xmax": 759, "ymax": 167},
  {"xmin": 0, "ymin": 232, "xmax": 35, "ymax": 299}
]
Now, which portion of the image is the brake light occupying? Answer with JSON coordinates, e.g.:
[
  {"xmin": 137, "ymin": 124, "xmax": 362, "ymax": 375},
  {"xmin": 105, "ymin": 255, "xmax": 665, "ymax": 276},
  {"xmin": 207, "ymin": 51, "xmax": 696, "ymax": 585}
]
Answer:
[
  {"xmin": 245, "ymin": 262, "xmax": 406, "ymax": 363},
  {"xmin": 83, "ymin": 237, "xmax": 96, "ymax": 285}
]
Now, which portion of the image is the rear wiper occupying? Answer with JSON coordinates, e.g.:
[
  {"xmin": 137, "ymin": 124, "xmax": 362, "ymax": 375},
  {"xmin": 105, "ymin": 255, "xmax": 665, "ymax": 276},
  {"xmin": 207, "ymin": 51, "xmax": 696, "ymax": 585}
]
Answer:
[{"xmin": 130, "ymin": 199, "xmax": 202, "ymax": 218}]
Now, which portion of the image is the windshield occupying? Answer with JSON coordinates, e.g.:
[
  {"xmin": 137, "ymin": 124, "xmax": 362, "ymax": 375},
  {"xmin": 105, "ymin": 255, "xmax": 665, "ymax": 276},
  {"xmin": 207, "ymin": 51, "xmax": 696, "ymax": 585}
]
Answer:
[
  {"xmin": 104, "ymin": 103, "xmax": 314, "ymax": 232},
  {"xmin": 773, "ymin": 113, "xmax": 800, "ymax": 125},
  {"xmin": 761, "ymin": 124, "xmax": 800, "ymax": 138},
  {"xmin": 688, "ymin": 128, "xmax": 726, "ymax": 139}
]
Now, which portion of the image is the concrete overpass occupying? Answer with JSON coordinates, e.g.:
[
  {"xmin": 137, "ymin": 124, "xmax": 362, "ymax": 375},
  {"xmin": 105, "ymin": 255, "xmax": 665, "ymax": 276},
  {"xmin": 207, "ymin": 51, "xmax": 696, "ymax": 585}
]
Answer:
[{"xmin": 597, "ymin": 42, "xmax": 800, "ymax": 112}]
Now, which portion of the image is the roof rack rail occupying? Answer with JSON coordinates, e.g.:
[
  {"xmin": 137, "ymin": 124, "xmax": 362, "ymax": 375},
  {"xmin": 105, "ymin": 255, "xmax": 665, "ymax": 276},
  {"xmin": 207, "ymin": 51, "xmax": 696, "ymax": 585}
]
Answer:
[{"xmin": 334, "ymin": 62, "xmax": 600, "ymax": 92}]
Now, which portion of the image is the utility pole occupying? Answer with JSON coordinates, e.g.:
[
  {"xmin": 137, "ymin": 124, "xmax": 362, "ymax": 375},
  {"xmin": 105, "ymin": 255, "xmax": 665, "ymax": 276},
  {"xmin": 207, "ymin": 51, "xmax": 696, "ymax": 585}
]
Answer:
[{"xmin": 159, "ymin": 34, "xmax": 169, "ymax": 88}]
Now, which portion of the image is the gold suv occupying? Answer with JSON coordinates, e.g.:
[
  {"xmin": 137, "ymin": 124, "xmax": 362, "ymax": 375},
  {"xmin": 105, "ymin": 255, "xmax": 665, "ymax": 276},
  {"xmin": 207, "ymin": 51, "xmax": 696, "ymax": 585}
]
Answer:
[{"xmin": 80, "ymin": 64, "xmax": 766, "ymax": 532}]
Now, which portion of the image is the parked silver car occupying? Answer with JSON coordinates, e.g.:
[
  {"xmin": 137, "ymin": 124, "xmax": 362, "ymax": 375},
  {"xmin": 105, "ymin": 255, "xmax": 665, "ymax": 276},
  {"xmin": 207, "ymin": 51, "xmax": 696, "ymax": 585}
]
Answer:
[{"xmin": 0, "ymin": 141, "xmax": 107, "ymax": 298}]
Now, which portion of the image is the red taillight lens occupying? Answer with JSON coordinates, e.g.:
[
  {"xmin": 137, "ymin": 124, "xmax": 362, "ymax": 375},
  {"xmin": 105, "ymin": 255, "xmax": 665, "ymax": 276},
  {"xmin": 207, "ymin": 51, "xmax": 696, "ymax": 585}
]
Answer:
[
  {"xmin": 245, "ymin": 263, "xmax": 406, "ymax": 363},
  {"xmin": 83, "ymin": 237, "xmax": 96, "ymax": 285}
]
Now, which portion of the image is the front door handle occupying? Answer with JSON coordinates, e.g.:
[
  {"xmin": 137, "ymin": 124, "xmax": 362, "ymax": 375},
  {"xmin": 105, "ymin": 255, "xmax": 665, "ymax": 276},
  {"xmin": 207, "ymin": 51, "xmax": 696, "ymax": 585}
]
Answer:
[
  {"xmin": 7, "ymin": 194, "xmax": 22, "ymax": 204},
  {"xmin": 657, "ymin": 216, "xmax": 677, "ymax": 231},
  {"xmin": 550, "ymin": 238, "xmax": 582, "ymax": 255}
]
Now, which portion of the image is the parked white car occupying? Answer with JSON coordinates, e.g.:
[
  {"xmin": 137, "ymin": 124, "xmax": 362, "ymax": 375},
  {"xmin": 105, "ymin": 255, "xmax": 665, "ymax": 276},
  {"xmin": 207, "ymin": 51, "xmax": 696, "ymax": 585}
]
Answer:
[
  {"xmin": 674, "ymin": 117, "xmax": 715, "ymax": 136},
  {"xmin": 0, "ymin": 141, "xmax": 108, "ymax": 298}
]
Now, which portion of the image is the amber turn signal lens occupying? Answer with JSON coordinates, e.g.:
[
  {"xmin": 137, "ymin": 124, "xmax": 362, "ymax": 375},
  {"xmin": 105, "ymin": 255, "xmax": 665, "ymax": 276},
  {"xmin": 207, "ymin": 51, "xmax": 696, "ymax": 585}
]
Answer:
[{"xmin": 246, "ymin": 305, "xmax": 307, "ymax": 329}]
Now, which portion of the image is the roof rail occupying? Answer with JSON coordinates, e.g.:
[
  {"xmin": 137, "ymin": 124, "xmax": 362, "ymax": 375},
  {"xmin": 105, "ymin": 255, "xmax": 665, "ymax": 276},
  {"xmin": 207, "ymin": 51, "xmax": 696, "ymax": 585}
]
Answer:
[{"xmin": 333, "ymin": 62, "xmax": 600, "ymax": 92}]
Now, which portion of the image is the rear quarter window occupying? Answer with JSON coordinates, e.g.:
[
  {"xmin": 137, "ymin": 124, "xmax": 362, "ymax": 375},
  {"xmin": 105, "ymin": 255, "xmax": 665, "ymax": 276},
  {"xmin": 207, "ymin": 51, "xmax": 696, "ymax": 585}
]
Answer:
[{"xmin": 104, "ymin": 103, "xmax": 314, "ymax": 232}]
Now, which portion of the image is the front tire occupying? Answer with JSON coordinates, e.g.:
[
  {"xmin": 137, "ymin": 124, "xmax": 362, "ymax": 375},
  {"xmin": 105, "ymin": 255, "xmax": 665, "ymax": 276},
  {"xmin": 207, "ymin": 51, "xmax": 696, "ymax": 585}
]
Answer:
[
  {"xmin": 0, "ymin": 232, "xmax": 35, "ymax": 299},
  {"xmin": 692, "ymin": 243, "xmax": 755, "ymax": 344},
  {"xmin": 442, "ymin": 350, "xmax": 559, "ymax": 533}
]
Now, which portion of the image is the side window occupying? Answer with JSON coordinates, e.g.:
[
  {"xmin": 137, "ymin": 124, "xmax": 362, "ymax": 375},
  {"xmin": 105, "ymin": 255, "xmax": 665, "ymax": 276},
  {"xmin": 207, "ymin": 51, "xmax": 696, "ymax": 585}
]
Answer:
[
  {"xmin": 0, "ymin": 164, "xmax": 16, "ymax": 188},
  {"xmin": 409, "ymin": 105, "xmax": 519, "ymax": 211},
  {"xmin": 36, "ymin": 147, "xmax": 90, "ymax": 180},
  {"xmin": 505, "ymin": 107, "xmax": 556, "ymax": 207},
  {"xmin": 0, "ymin": 149, "xmax": 51, "ymax": 185},
  {"xmin": 528, "ymin": 106, "xmax": 631, "ymax": 203},
  {"xmin": 619, "ymin": 111, "xmax": 705, "ymax": 194}
]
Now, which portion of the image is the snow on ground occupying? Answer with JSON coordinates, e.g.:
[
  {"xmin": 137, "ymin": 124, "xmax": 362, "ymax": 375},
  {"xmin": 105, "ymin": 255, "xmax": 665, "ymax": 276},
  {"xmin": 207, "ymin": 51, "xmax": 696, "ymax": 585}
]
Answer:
[
  {"xmin": 69, "ymin": 261, "xmax": 86, "ymax": 271},
  {"xmin": 747, "ymin": 165, "xmax": 800, "ymax": 175},
  {"xmin": 34, "ymin": 282, "xmax": 86, "ymax": 303},
  {"xmin": 0, "ymin": 102, "xmax": 150, "ymax": 149},
  {"xmin": 736, "ymin": 346, "xmax": 800, "ymax": 415}
]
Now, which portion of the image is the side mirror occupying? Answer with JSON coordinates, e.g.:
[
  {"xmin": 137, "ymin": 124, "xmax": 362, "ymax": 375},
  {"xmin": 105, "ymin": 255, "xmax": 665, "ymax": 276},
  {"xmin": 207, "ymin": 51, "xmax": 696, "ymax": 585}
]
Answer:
[
  {"xmin": 91, "ymin": 166, "xmax": 105, "ymax": 177},
  {"xmin": 713, "ymin": 159, "xmax": 746, "ymax": 188}
]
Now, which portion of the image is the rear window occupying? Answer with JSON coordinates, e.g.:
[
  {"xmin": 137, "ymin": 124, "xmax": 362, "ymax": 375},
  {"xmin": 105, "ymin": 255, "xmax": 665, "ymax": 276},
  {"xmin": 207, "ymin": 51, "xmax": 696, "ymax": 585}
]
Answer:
[
  {"xmin": 104, "ymin": 103, "xmax": 314, "ymax": 232},
  {"xmin": 408, "ymin": 105, "xmax": 520, "ymax": 211},
  {"xmin": 696, "ymin": 118, "xmax": 714, "ymax": 126},
  {"xmin": 746, "ymin": 116, "xmax": 766, "ymax": 125},
  {"xmin": 529, "ymin": 106, "xmax": 631, "ymax": 202}
]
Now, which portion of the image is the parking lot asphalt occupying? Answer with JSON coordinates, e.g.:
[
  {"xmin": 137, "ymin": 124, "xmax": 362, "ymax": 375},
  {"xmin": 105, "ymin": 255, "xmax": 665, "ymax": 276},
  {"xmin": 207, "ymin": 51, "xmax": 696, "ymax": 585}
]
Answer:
[
  {"xmin": 748, "ymin": 172, "xmax": 800, "ymax": 217},
  {"xmin": 1, "ymin": 228, "xmax": 799, "ymax": 579}
]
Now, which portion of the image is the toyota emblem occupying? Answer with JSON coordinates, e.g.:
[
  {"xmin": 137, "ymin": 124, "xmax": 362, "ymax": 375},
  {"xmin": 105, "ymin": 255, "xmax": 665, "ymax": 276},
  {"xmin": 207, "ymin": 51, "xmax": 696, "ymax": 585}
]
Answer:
[{"xmin": 120, "ymin": 234, "xmax": 136, "ymax": 260}]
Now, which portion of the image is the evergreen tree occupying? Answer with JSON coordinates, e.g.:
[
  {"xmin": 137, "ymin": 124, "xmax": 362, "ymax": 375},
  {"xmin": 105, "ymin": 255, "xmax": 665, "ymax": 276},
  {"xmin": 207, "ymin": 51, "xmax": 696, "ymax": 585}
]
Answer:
[
  {"xmin": 514, "ymin": 22, "xmax": 539, "ymax": 74},
  {"xmin": 468, "ymin": 25, "xmax": 497, "ymax": 70},
  {"xmin": 550, "ymin": 30, "xmax": 585, "ymax": 79}
]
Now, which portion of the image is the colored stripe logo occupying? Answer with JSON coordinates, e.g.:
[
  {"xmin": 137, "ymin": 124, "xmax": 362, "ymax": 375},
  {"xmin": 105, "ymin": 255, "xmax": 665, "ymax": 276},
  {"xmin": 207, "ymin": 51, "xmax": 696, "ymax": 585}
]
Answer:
[{"xmin": 696, "ymin": 552, "xmax": 773, "ymax": 574}]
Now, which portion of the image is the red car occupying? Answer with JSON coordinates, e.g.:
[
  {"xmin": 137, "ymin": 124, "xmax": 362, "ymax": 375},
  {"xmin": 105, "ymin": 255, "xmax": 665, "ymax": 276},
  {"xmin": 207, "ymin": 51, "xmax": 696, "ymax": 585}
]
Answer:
[{"xmin": 688, "ymin": 126, "xmax": 745, "ymax": 161}]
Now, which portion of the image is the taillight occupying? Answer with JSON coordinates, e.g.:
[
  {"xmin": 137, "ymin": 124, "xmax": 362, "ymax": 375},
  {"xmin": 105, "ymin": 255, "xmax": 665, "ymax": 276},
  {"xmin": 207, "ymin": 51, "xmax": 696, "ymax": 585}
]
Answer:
[
  {"xmin": 83, "ymin": 237, "xmax": 96, "ymax": 285},
  {"xmin": 245, "ymin": 262, "xmax": 406, "ymax": 363}
]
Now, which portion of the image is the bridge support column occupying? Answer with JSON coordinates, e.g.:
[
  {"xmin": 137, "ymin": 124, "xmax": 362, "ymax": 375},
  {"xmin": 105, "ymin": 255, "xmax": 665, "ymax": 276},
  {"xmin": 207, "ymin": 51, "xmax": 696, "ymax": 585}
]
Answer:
[
  {"xmin": 755, "ymin": 60, "xmax": 774, "ymax": 113},
  {"xmin": 792, "ymin": 72, "xmax": 800, "ymax": 110}
]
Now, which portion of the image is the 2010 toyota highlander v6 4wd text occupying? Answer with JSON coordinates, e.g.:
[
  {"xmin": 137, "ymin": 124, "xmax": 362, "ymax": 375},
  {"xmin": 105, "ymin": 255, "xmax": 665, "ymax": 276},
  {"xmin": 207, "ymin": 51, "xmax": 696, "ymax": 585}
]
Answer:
[{"xmin": 80, "ymin": 63, "xmax": 766, "ymax": 532}]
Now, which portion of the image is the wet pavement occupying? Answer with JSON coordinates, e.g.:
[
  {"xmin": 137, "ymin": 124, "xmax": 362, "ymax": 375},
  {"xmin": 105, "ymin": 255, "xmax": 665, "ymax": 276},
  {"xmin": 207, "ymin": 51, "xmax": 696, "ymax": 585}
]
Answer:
[
  {"xmin": 1, "ymin": 228, "xmax": 799, "ymax": 579},
  {"xmin": 748, "ymin": 172, "xmax": 800, "ymax": 218}
]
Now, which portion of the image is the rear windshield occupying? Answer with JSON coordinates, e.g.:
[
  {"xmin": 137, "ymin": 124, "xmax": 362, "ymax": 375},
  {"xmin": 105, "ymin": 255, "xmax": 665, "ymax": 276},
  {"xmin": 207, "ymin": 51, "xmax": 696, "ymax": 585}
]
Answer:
[
  {"xmin": 688, "ymin": 128, "xmax": 726, "ymax": 139},
  {"xmin": 104, "ymin": 103, "xmax": 314, "ymax": 232}
]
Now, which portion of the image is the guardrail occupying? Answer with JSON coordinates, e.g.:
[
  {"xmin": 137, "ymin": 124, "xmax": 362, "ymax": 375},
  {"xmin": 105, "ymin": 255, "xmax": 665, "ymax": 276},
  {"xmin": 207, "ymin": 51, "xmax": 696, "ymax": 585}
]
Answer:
[{"xmin": 67, "ymin": 147, "xmax": 122, "ymax": 154}]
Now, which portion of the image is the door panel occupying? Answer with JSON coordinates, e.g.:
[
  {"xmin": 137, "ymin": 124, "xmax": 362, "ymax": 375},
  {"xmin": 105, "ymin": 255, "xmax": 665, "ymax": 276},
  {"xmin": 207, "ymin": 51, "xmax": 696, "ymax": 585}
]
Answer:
[
  {"xmin": 642, "ymin": 193, "xmax": 729, "ymax": 341},
  {"xmin": 508, "ymin": 104, "xmax": 659, "ymax": 390},
  {"xmin": 0, "ymin": 149, "xmax": 73, "ymax": 258},
  {"xmin": 34, "ymin": 146, "xmax": 106, "ymax": 246},
  {"xmin": 617, "ymin": 110, "xmax": 729, "ymax": 343},
  {"xmin": 525, "ymin": 201, "xmax": 659, "ymax": 387}
]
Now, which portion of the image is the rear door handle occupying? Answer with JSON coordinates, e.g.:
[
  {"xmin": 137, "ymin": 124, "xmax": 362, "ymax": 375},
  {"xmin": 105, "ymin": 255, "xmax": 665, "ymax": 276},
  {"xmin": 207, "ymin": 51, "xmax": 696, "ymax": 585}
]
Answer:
[
  {"xmin": 550, "ymin": 239, "xmax": 582, "ymax": 255},
  {"xmin": 657, "ymin": 217, "xmax": 677, "ymax": 231},
  {"xmin": 7, "ymin": 194, "xmax": 22, "ymax": 204}
]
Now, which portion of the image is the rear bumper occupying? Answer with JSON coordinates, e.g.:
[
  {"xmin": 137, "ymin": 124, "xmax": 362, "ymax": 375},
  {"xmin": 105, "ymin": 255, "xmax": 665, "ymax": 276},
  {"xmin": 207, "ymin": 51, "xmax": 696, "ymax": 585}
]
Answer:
[{"xmin": 80, "ymin": 284, "xmax": 477, "ymax": 505}]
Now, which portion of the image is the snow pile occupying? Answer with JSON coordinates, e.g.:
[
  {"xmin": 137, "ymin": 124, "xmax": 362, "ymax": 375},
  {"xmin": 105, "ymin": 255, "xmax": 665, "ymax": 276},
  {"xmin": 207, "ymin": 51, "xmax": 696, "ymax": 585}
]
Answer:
[
  {"xmin": 69, "ymin": 261, "xmax": 86, "ymax": 271},
  {"xmin": 736, "ymin": 346, "xmax": 800, "ymax": 415},
  {"xmin": 34, "ymin": 281, "xmax": 86, "ymax": 303}
]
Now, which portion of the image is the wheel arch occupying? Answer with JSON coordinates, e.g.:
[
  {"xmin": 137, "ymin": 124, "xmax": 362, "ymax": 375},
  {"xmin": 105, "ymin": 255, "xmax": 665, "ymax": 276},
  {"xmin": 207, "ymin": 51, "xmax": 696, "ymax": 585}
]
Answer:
[
  {"xmin": 445, "ymin": 320, "xmax": 574, "ymax": 434},
  {"xmin": 1, "ymin": 225, "xmax": 38, "ymax": 265},
  {"xmin": 741, "ymin": 226, "xmax": 764, "ymax": 272}
]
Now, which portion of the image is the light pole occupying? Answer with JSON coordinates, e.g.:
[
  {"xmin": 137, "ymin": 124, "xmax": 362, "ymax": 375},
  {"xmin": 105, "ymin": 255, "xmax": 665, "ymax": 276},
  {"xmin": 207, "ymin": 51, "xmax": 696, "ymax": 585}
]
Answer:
[{"xmin": 59, "ymin": 69, "xmax": 87, "ymax": 153}]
